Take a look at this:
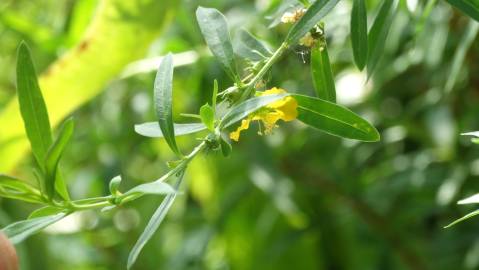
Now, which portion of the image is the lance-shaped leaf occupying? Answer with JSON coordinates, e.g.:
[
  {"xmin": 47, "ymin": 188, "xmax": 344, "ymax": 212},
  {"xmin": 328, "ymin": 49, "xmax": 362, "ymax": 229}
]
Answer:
[
  {"xmin": 351, "ymin": 0, "xmax": 368, "ymax": 70},
  {"xmin": 311, "ymin": 45, "xmax": 336, "ymax": 102},
  {"xmin": 2, "ymin": 213, "xmax": 67, "ymax": 244},
  {"xmin": 233, "ymin": 29, "xmax": 272, "ymax": 61},
  {"xmin": 367, "ymin": 0, "xmax": 399, "ymax": 78},
  {"xmin": 458, "ymin": 193, "xmax": 479, "ymax": 204},
  {"xmin": 293, "ymin": 94, "xmax": 380, "ymax": 141},
  {"xmin": 44, "ymin": 118, "xmax": 74, "ymax": 200},
  {"xmin": 154, "ymin": 53, "xmax": 181, "ymax": 156},
  {"xmin": 196, "ymin": 7, "xmax": 238, "ymax": 80},
  {"xmin": 127, "ymin": 171, "xmax": 185, "ymax": 270},
  {"xmin": 285, "ymin": 0, "xmax": 340, "ymax": 45},
  {"xmin": 446, "ymin": 0, "xmax": 479, "ymax": 22},
  {"xmin": 0, "ymin": 174, "xmax": 43, "ymax": 203},
  {"xmin": 135, "ymin": 122, "xmax": 206, "ymax": 138},
  {"xmin": 16, "ymin": 42, "xmax": 53, "ymax": 170},
  {"xmin": 219, "ymin": 94, "xmax": 289, "ymax": 128},
  {"xmin": 445, "ymin": 209, "xmax": 479, "ymax": 228},
  {"xmin": 200, "ymin": 104, "xmax": 215, "ymax": 131}
]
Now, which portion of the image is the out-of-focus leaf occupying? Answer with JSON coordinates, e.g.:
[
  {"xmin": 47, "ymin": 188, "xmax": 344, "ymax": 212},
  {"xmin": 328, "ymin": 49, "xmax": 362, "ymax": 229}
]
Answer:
[
  {"xmin": 445, "ymin": 209, "xmax": 479, "ymax": 228},
  {"xmin": 445, "ymin": 20, "xmax": 479, "ymax": 93},
  {"xmin": 16, "ymin": 42, "xmax": 53, "ymax": 170},
  {"xmin": 196, "ymin": 7, "xmax": 238, "ymax": 81},
  {"xmin": 367, "ymin": 0, "xmax": 399, "ymax": 78},
  {"xmin": 311, "ymin": 45, "xmax": 336, "ymax": 102},
  {"xmin": 233, "ymin": 29, "xmax": 272, "ymax": 61},
  {"xmin": 351, "ymin": 0, "xmax": 368, "ymax": 70},
  {"xmin": 28, "ymin": 206, "xmax": 65, "ymax": 219},
  {"xmin": 0, "ymin": 174, "xmax": 43, "ymax": 203},
  {"xmin": 1, "ymin": 213, "xmax": 67, "ymax": 244},
  {"xmin": 127, "ymin": 171, "xmax": 185, "ymax": 270},
  {"xmin": 220, "ymin": 94, "xmax": 289, "ymax": 128},
  {"xmin": 44, "ymin": 118, "xmax": 74, "ymax": 200},
  {"xmin": 293, "ymin": 94, "xmax": 380, "ymax": 141},
  {"xmin": 446, "ymin": 0, "xmax": 479, "ymax": 22},
  {"xmin": 134, "ymin": 122, "xmax": 206, "ymax": 138},
  {"xmin": 200, "ymin": 104, "xmax": 215, "ymax": 131},
  {"xmin": 285, "ymin": 0, "xmax": 340, "ymax": 45},
  {"xmin": 220, "ymin": 135, "xmax": 232, "ymax": 157},
  {"xmin": 154, "ymin": 53, "xmax": 181, "ymax": 156}
]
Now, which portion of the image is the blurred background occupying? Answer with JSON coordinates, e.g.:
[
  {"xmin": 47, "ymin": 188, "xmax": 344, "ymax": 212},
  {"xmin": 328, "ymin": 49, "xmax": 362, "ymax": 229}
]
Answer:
[{"xmin": 1, "ymin": 0, "xmax": 479, "ymax": 269}]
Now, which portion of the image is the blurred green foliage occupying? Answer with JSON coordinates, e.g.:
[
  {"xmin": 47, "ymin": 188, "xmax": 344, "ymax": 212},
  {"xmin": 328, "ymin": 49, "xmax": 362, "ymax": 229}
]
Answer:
[{"xmin": 1, "ymin": 0, "xmax": 479, "ymax": 269}]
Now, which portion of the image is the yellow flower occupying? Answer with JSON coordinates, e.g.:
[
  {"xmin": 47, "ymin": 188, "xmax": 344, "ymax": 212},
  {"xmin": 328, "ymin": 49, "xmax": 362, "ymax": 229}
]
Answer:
[{"xmin": 229, "ymin": 88, "xmax": 298, "ymax": 141}]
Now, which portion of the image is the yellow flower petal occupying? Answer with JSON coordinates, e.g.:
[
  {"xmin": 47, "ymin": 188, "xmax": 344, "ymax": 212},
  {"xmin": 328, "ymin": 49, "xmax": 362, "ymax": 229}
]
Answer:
[{"xmin": 229, "ymin": 118, "xmax": 251, "ymax": 141}]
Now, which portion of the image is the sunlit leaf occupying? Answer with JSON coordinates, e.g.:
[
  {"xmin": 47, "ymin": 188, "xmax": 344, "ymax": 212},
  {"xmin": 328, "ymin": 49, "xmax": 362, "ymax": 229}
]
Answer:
[
  {"xmin": 134, "ymin": 122, "xmax": 206, "ymax": 138},
  {"xmin": 196, "ymin": 7, "xmax": 238, "ymax": 81},
  {"xmin": 285, "ymin": 0, "xmax": 340, "ymax": 45},
  {"xmin": 293, "ymin": 94, "xmax": 380, "ymax": 141},
  {"xmin": 28, "ymin": 206, "xmax": 65, "ymax": 219},
  {"xmin": 154, "ymin": 53, "xmax": 181, "ymax": 156},
  {"xmin": 16, "ymin": 42, "xmax": 53, "ymax": 170},
  {"xmin": 200, "ymin": 104, "xmax": 215, "ymax": 131},
  {"xmin": 458, "ymin": 193, "xmax": 479, "ymax": 204},
  {"xmin": 311, "ymin": 44, "xmax": 336, "ymax": 102},
  {"xmin": 445, "ymin": 209, "xmax": 479, "ymax": 228},
  {"xmin": 351, "ymin": 0, "xmax": 368, "ymax": 70}
]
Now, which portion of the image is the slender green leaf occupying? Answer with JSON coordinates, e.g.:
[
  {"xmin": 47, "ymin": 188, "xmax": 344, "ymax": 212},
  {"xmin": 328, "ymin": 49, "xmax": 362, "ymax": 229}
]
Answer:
[
  {"xmin": 220, "ymin": 94, "xmax": 289, "ymax": 128},
  {"xmin": 458, "ymin": 193, "xmax": 479, "ymax": 204},
  {"xmin": 212, "ymin": 79, "xmax": 218, "ymax": 115},
  {"xmin": 445, "ymin": 20, "xmax": 479, "ymax": 93},
  {"xmin": 220, "ymin": 135, "xmax": 232, "ymax": 157},
  {"xmin": 351, "ymin": 0, "xmax": 368, "ymax": 70},
  {"xmin": 196, "ymin": 7, "xmax": 238, "ymax": 80},
  {"xmin": 16, "ymin": 42, "xmax": 53, "ymax": 169},
  {"xmin": 44, "ymin": 118, "xmax": 74, "ymax": 200},
  {"xmin": 311, "ymin": 45, "xmax": 336, "ymax": 102},
  {"xmin": 2, "ymin": 213, "xmax": 67, "ymax": 244},
  {"xmin": 134, "ymin": 122, "xmax": 206, "ymax": 138},
  {"xmin": 154, "ymin": 53, "xmax": 181, "ymax": 156},
  {"xmin": 446, "ymin": 0, "xmax": 479, "ymax": 22},
  {"xmin": 233, "ymin": 29, "xmax": 272, "ymax": 61},
  {"xmin": 0, "ymin": 174, "xmax": 43, "ymax": 203},
  {"xmin": 445, "ymin": 209, "xmax": 479, "ymax": 228},
  {"xmin": 285, "ymin": 0, "xmax": 340, "ymax": 45},
  {"xmin": 200, "ymin": 104, "xmax": 215, "ymax": 131},
  {"xmin": 127, "ymin": 171, "xmax": 185, "ymax": 270},
  {"xmin": 367, "ymin": 0, "xmax": 399, "ymax": 78},
  {"xmin": 28, "ymin": 206, "xmax": 65, "ymax": 219},
  {"xmin": 293, "ymin": 94, "xmax": 380, "ymax": 141}
]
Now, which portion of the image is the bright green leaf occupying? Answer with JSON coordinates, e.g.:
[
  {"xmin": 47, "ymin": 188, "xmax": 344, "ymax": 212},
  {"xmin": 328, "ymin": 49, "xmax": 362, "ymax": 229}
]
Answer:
[
  {"xmin": 311, "ymin": 44, "xmax": 336, "ymax": 102},
  {"xmin": 16, "ymin": 42, "xmax": 53, "ymax": 170},
  {"xmin": 445, "ymin": 209, "xmax": 479, "ymax": 228},
  {"xmin": 196, "ymin": 7, "xmax": 238, "ymax": 81},
  {"xmin": 28, "ymin": 206, "xmax": 65, "ymax": 219},
  {"xmin": 293, "ymin": 94, "xmax": 380, "ymax": 142},
  {"xmin": 123, "ymin": 181, "xmax": 176, "ymax": 197},
  {"xmin": 200, "ymin": 104, "xmax": 215, "ymax": 131},
  {"xmin": 367, "ymin": 0, "xmax": 399, "ymax": 78},
  {"xmin": 44, "ymin": 118, "xmax": 74, "ymax": 200},
  {"xmin": 0, "ymin": 174, "xmax": 43, "ymax": 203},
  {"xmin": 154, "ymin": 53, "xmax": 181, "ymax": 156},
  {"xmin": 2, "ymin": 213, "xmax": 67, "ymax": 244},
  {"xmin": 285, "ymin": 0, "xmax": 340, "ymax": 45},
  {"xmin": 134, "ymin": 122, "xmax": 206, "ymax": 138},
  {"xmin": 351, "ymin": 0, "xmax": 368, "ymax": 70},
  {"xmin": 446, "ymin": 0, "xmax": 479, "ymax": 22}
]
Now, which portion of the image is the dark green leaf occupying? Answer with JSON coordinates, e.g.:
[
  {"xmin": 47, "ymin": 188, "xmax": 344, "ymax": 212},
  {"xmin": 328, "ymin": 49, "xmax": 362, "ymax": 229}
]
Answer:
[
  {"xmin": 446, "ymin": 0, "xmax": 479, "ymax": 22},
  {"xmin": 233, "ymin": 29, "xmax": 272, "ymax": 61},
  {"xmin": 44, "ymin": 117, "xmax": 74, "ymax": 200},
  {"xmin": 154, "ymin": 53, "xmax": 181, "ymax": 156},
  {"xmin": 220, "ymin": 135, "xmax": 232, "ymax": 157},
  {"xmin": 196, "ymin": 7, "xmax": 238, "ymax": 80},
  {"xmin": 220, "ymin": 94, "xmax": 289, "ymax": 128},
  {"xmin": 127, "ymin": 171, "xmax": 185, "ymax": 270},
  {"xmin": 16, "ymin": 42, "xmax": 53, "ymax": 170},
  {"xmin": 293, "ymin": 94, "xmax": 380, "ymax": 141},
  {"xmin": 2, "ymin": 213, "xmax": 67, "ymax": 244},
  {"xmin": 285, "ymin": 0, "xmax": 340, "ymax": 45},
  {"xmin": 351, "ymin": 0, "xmax": 368, "ymax": 70},
  {"xmin": 367, "ymin": 0, "xmax": 399, "ymax": 77},
  {"xmin": 134, "ymin": 122, "xmax": 206, "ymax": 138},
  {"xmin": 311, "ymin": 45, "xmax": 336, "ymax": 102},
  {"xmin": 200, "ymin": 104, "xmax": 215, "ymax": 131}
]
